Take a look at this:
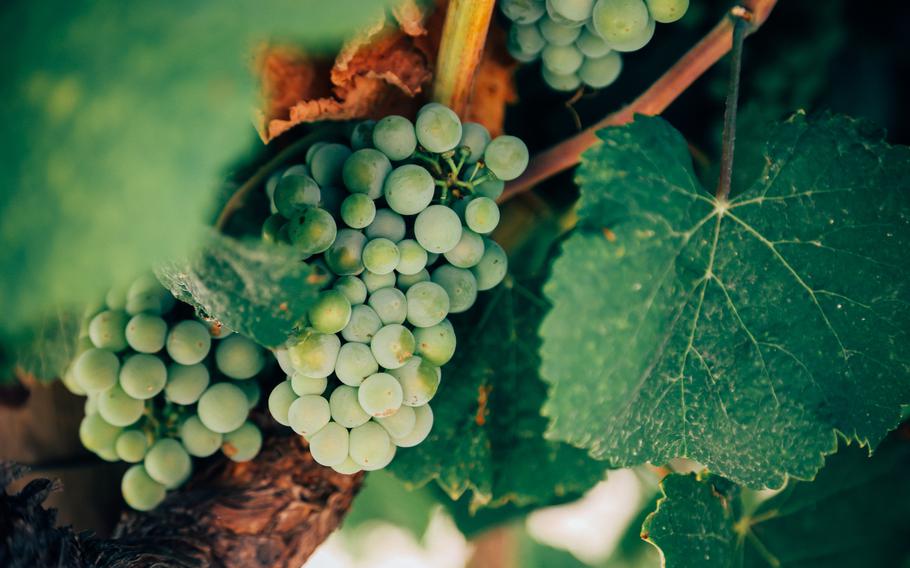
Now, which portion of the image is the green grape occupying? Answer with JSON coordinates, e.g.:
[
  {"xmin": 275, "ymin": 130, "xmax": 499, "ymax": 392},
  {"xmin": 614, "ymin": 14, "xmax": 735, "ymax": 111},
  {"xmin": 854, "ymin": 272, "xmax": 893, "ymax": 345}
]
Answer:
[
  {"xmin": 325, "ymin": 228, "xmax": 367, "ymax": 275},
  {"xmin": 120, "ymin": 354, "xmax": 167, "ymax": 400},
  {"xmin": 233, "ymin": 379, "xmax": 261, "ymax": 409},
  {"xmin": 444, "ymin": 229, "xmax": 485, "ymax": 268},
  {"xmin": 542, "ymin": 67, "xmax": 582, "ymax": 91},
  {"xmin": 383, "ymin": 164, "xmax": 435, "ymax": 216},
  {"xmin": 125, "ymin": 314, "xmax": 167, "ymax": 354},
  {"xmin": 197, "ymin": 383, "xmax": 250, "ymax": 434},
  {"xmin": 464, "ymin": 197, "xmax": 501, "ymax": 234},
  {"xmin": 165, "ymin": 363, "xmax": 210, "ymax": 405},
  {"xmin": 473, "ymin": 178, "xmax": 505, "ymax": 200},
  {"xmin": 79, "ymin": 413, "xmax": 122, "ymax": 454},
  {"xmin": 415, "ymin": 103, "xmax": 462, "ymax": 153},
  {"xmin": 96, "ymin": 446, "xmax": 121, "ymax": 462},
  {"xmin": 262, "ymin": 214, "xmax": 286, "ymax": 244},
  {"xmin": 288, "ymin": 332, "xmax": 341, "ymax": 378},
  {"xmin": 358, "ymin": 372, "xmax": 403, "ymax": 417},
  {"xmin": 126, "ymin": 274, "xmax": 173, "ymax": 316},
  {"xmin": 592, "ymin": 0, "xmax": 649, "ymax": 44},
  {"xmin": 459, "ymin": 122, "xmax": 492, "ymax": 163},
  {"xmin": 509, "ymin": 23, "xmax": 546, "ymax": 57},
  {"xmin": 414, "ymin": 205, "xmax": 462, "ymax": 253},
  {"xmin": 341, "ymin": 304, "xmax": 383, "ymax": 344},
  {"xmin": 370, "ymin": 324, "xmax": 416, "ymax": 370},
  {"xmin": 222, "ymin": 421, "xmax": 263, "ymax": 462},
  {"xmin": 104, "ymin": 284, "xmax": 128, "ymax": 310},
  {"xmin": 390, "ymin": 356, "xmax": 441, "ymax": 406},
  {"xmin": 288, "ymin": 207, "xmax": 337, "ymax": 255},
  {"xmin": 335, "ymin": 342, "xmax": 379, "ymax": 386},
  {"xmin": 88, "ymin": 310, "xmax": 129, "ymax": 351},
  {"xmin": 63, "ymin": 365, "xmax": 87, "ymax": 396},
  {"xmin": 340, "ymin": 193, "xmax": 376, "ymax": 229},
  {"xmin": 329, "ymin": 385, "xmax": 370, "ymax": 428},
  {"xmin": 391, "ymin": 404, "xmax": 433, "ymax": 447},
  {"xmin": 214, "ymin": 335, "xmax": 265, "ymax": 380},
  {"xmin": 268, "ymin": 380, "xmax": 297, "ymax": 426},
  {"xmin": 310, "ymin": 143, "xmax": 352, "ymax": 187},
  {"xmin": 166, "ymin": 320, "xmax": 212, "ymax": 365},
  {"xmin": 306, "ymin": 142, "xmax": 327, "ymax": 163},
  {"xmin": 363, "ymin": 442, "xmax": 397, "ymax": 471},
  {"xmin": 116, "ymin": 430, "xmax": 149, "ymax": 463},
  {"xmin": 376, "ymin": 404, "xmax": 416, "ymax": 438},
  {"xmin": 432, "ymin": 265, "xmax": 478, "ymax": 313},
  {"xmin": 365, "ymin": 209, "xmax": 406, "ymax": 242},
  {"xmin": 98, "ymin": 384, "xmax": 145, "ymax": 427},
  {"xmin": 121, "ymin": 465, "xmax": 166, "ymax": 511},
  {"xmin": 361, "ymin": 269, "xmax": 396, "ymax": 293},
  {"xmin": 372, "ymin": 115, "xmax": 417, "ymax": 161},
  {"xmin": 333, "ymin": 276, "xmax": 368, "ymax": 306},
  {"xmin": 274, "ymin": 173, "xmax": 321, "ymax": 218},
  {"xmin": 646, "ymin": 0, "xmax": 688, "ymax": 22},
  {"xmin": 541, "ymin": 43, "xmax": 584, "ymax": 75},
  {"xmin": 180, "ymin": 415, "xmax": 223, "ymax": 457},
  {"xmin": 307, "ymin": 290, "xmax": 353, "ymax": 335},
  {"xmin": 547, "ymin": 0, "xmax": 595, "ymax": 22},
  {"xmin": 308, "ymin": 422, "xmax": 349, "ymax": 467},
  {"xmin": 367, "ymin": 287, "xmax": 408, "ymax": 325},
  {"xmin": 605, "ymin": 14, "xmax": 654, "ymax": 51},
  {"xmin": 471, "ymin": 238, "xmax": 509, "ymax": 290},
  {"xmin": 405, "ymin": 282, "xmax": 450, "ymax": 328},
  {"xmin": 292, "ymin": 373, "xmax": 328, "ymax": 396},
  {"xmin": 348, "ymin": 421, "xmax": 392, "ymax": 469},
  {"xmin": 576, "ymin": 28, "xmax": 612, "ymax": 57},
  {"xmin": 507, "ymin": 42, "xmax": 540, "ymax": 63},
  {"xmin": 283, "ymin": 164, "xmax": 309, "ymax": 178},
  {"xmin": 482, "ymin": 135, "xmax": 530, "ymax": 181},
  {"xmin": 265, "ymin": 169, "xmax": 282, "ymax": 203},
  {"xmin": 350, "ymin": 120, "xmax": 376, "ymax": 150},
  {"xmin": 144, "ymin": 438, "xmax": 192, "ymax": 489},
  {"xmin": 84, "ymin": 393, "xmax": 98, "ymax": 415},
  {"xmin": 288, "ymin": 394, "xmax": 332, "ymax": 436},
  {"xmin": 395, "ymin": 239, "xmax": 428, "ymax": 276},
  {"xmin": 73, "ymin": 347, "xmax": 120, "ymax": 393},
  {"xmin": 343, "ymin": 148, "xmax": 392, "ymax": 199},
  {"xmin": 397, "ymin": 269, "xmax": 431, "ymax": 291},
  {"xmin": 539, "ymin": 17, "xmax": 583, "ymax": 46},
  {"xmin": 273, "ymin": 347, "xmax": 294, "ymax": 375},
  {"xmin": 579, "ymin": 51, "xmax": 623, "ymax": 87},
  {"xmin": 501, "ymin": 0, "xmax": 546, "ymax": 24},
  {"xmin": 363, "ymin": 238, "xmax": 401, "ymax": 275},
  {"xmin": 332, "ymin": 457, "xmax": 363, "ymax": 475}
]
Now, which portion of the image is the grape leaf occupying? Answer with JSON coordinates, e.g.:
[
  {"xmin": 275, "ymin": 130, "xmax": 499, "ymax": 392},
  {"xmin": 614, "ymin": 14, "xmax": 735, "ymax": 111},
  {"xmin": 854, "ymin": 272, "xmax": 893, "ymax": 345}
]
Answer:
[
  {"xmin": 10, "ymin": 311, "xmax": 81, "ymax": 383},
  {"xmin": 389, "ymin": 275, "xmax": 606, "ymax": 509},
  {"xmin": 643, "ymin": 436, "xmax": 910, "ymax": 567},
  {"xmin": 156, "ymin": 232, "xmax": 326, "ymax": 348},
  {"xmin": 540, "ymin": 113, "xmax": 910, "ymax": 487}
]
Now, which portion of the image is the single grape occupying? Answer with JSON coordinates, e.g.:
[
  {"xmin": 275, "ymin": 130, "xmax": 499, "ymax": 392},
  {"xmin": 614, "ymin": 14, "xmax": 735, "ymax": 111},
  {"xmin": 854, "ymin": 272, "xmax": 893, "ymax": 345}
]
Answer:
[
  {"xmin": 464, "ymin": 197, "xmax": 501, "ymax": 234},
  {"xmin": 646, "ymin": 0, "xmax": 688, "ymax": 22},
  {"xmin": 332, "ymin": 457, "xmax": 363, "ymax": 475},
  {"xmin": 485, "ymin": 136, "xmax": 529, "ymax": 182},
  {"xmin": 273, "ymin": 347, "xmax": 295, "ymax": 375},
  {"xmin": 391, "ymin": 404, "xmax": 433, "ymax": 447},
  {"xmin": 363, "ymin": 442, "xmax": 397, "ymax": 471},
  {"xmin": 397, "ymin": 269, "xmax": 431, "ymax": 291},
  {"xmin": 473, "ymin": 178, "xmax": 505, "ymax": 200},
  {"xmin": 88, "ymin": 310, "xmax": 129, "ymax": 351},
  {"xmin": 539, "ymin": 17, "xmax": 583, "ymax": 46},
  {"xmin": 79, "ymin": 413, "xmax": 122, "ymax": 454},
  {"xmin": 547, "ymin": 0, "xmax": 595, "ymax": 22},
  {"xmin": 444, "ymin": 229, "xmax": 485, "ymax": 268},
  {"xmin": 364, "ymin": 209, "xmax": 406, "ymax": 242},
  {"xmin": 126, "ymin": 274, "xmax": 173, "ymax": 316},
  {"xmin": 120, "ymin": 354, "xmax": 167, "ymax": 400},
  {"xmin": 274, "ymin": 173, "xmax": 321, "ymax": 218},
  {"xmin": 390, "ymin": 356, "xmax": 441, "ymax": 406},
  {"xmin": 214, "ymin": 335, "xmax": 265, "ymax": 380},
  {"xmin": 310, "ymin": 143, "xmax": 352, "ymax": 187},
  {"xmin": 507, "ymin": 42, "xmax": 540, "ymax": 63},
  {"xmin": 343, "ymin": 148, "xmax": 392, "ymax": 199},
  {"xmin": 395, "ymin": 239, "xmax": 429, "ymax": 276},
  {"xmin": 604, "ymin": 13, "xmax": 654, "ymax": 51},
  {"xmin": 63, "ymin": 366, "xmax": 87, "ymax": 396},
  {"xmin": 501, "ymin": 0, "xmax": 546, "ymax": 24},
  {"xmin": 307, "ymin": 290, "xmax": 353, "ymax": 335},
  {"xmin": 288, "ymin": 207, "xmax": 337, "ymax": 255},
  {"xmin": 340, "ymin": 193, "xmax": 377, "ymax": 229},
  {"xmin": 115, "ymin": 430, "xmax": 149, "ymax": 463},
  {"xmin": 97, "ymin": 384, "xmax": 145, "ymax": 427},
  {"xmin": 325, "ymin": 228, "xmax": 367, "ymax": 275},
  {"xmin": 124, "ymin": 314, "xmax": 167, "ymax": 354},
  {"xmin": 292, "ymin": 373, "xmax": 328, "ymax": 396},
  {"xmin": 144, "ymin": 438, "xmax": 192, "ymax": 489},
  {"xmin": 288, "ymin": 332, "xmax": 341, "ymax": 379},
  {"xmin": 541, "ymin": 44, "xmax": 584, "ymax": 75},
  {"xmin": 579, "ymin": 51, "xmax": 623, "ymax": 88},
  {"xmin": 73, "ymin": 348, "xmax": 120, "ymax": 393},
  {"xmin": 233, "ymin": 379, "xmax": 261, "ymax": 409},
  {"xmin": 372, "ymin": 115, "xmax": 417, "ymax": 161},
  {"xmin": 105, "ymin": 284, "xmax": 128, "ymax": 310},
  {"xmin": 432, "ymin": 265, "xmax": 478, "ymax": 313},
  {"xmin": 268, "ymin": 380, "xmax": 297, "ymax": 426},
  {"xmin": 358, "ymin": 372, "xmax": 403, "ymax": 417},
  {"xmin": 405, "ymin": 281, "xmax": 450, "ymax": 328},
  {"xmin": 180, "ymin": 414, "xmax": 223, "ymax": 457},
  {"xmin": 350, "ymin": 120, "xmax": 376, "ymax": 150},
  {"xmin": 383, "ymin": 164, "xmax": 435, "ymax": 216},
  {"xmin": 283, "ymin": 164, "xmax": 309, "ymax": 178},
  {"xmin": 305, "ymin": 142, "xmax": 327, "ymax": 163},
  {"xmin": 376, "ymin": 404, "xmax": 416, "ymax": 438},
  {"xmin": 592, "ymin": 0, "xmax": 649, "ymax": 45},
  {"xmin": 576, "ymin": 28, "xmax": 612, "ymax": 57},
  {"xmin": 164, "ymin": 363, "xmax": 210, "ymax": 405},
  {"xmin": 542, "ymin": 67, "xmax": 582, "ymax": 91},
  {"xmin": 367, "ymin": 287, "xmax": 408, "ymax": 325},
  {"xmin": 329, "ymin": 385, "xmax": 370, "ymax": 428},
  {"xmin": 288, "ymin": 395, "xmax": 332, "ymax": 436},
  {"xmin": 341, "ymin": 304, "xmax": 383, "ymax": 344},
  {"xmin": 349, "ymin": 421, "xmax": 392, "ymax": 469},
  {"xmin": 166, "ymin": 320, "xmax": 211, "ymax": 365},
  {"xmin": 415, "ymin": 103, "xmax": 462, "ymax": 153},
  {"xmin": 335, "ymin": 342, "xmax": 379, "ymax": 386},
  {"xmin": 472, "ymin": 238, "xmax": 509, "ymax": 290},
  {"xmin": 370, "ymin": 324, "xmax": 416, "ymax": 370},
  {"xmin": 459, "ymin": 122, "xmax": 492, "ymax": 163},
  {"xmin": 333, "ymin": 276, "xmax": 368, "ymax": 306},
  {"xmin": 308, "ymin": 422, "xmax": 349, "ymax": 467},
  {"xmin": 222, "ymin": 421, "xmax": 263, "ymax": 462},
  {"xmin": 362, "ymin": 238, "xmax": 401, "ymax": 275},
  {"xmin": 510, "ymin": 23, "xmax": 547, "ymax": 56},
  {"xmin": 414, "ymin": 205, "xmax": 462, "ymax": 253},
  {"xmin": 197, "ymin": 383, "xmax": 249, "ymax": 434},
  {"xmin": 121, "ymin": 465, "xmax": 166, "ymax": 511},
  {"xmin": 361, "ymin": 270, "xmax": 396, "ymax": 293}
]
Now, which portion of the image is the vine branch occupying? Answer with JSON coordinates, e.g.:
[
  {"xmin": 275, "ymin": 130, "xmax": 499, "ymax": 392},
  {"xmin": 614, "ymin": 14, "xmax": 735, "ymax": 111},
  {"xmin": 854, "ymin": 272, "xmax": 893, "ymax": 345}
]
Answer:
[
  {"xmin": 432, "ymin": 0, "xmax": 496, "ymax": 116},
  {"xmin": 499, "ymin": 0, "xmax": 779, "ymax": 203}
]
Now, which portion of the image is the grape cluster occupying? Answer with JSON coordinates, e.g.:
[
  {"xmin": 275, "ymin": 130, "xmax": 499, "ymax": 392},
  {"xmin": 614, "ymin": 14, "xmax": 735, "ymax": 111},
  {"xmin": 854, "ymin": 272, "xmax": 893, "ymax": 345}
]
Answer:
[
  {"xmin": 501, "ymin": 0, "xmax": 689, "ymax": 91},
  {"xmin": 262, "ymin": 103, "xmax": 524, "ymax": 474},
  {"xmin": 62, "ymin": 274, "xmax": 268, "ymax": 511}
]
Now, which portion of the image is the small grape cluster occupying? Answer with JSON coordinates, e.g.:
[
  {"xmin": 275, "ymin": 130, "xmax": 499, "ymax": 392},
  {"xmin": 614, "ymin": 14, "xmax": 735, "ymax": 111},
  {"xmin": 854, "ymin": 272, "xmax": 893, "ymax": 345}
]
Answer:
[
  {"xmin": 501, "ymin": 0, "xmax": 689, "ymax": 92},
  {"xmin": 63, "ymin": 274, "xmax": 269, "ymax": 511},
  {"xmin": 261, "ymin": 103, "xmax": 527, "ymax": 474}
]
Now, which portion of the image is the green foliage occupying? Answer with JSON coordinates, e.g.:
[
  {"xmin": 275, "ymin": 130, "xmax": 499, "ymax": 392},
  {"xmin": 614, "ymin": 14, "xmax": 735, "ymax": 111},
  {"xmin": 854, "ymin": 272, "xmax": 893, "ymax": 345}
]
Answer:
[
  {"xmin": 540, "ymin": 113, "xmax": 910, "ymax": 488},
  {"xmin": 344, "ymin": 470, "xmax": 440, "ymax": 539},
  {"xmin": 156, "ymin": 232, "xmax": 325, "ymax": 347},
  {"xmin": 6, "ymin": 311, "xmax": 81, "ymax": 382}
]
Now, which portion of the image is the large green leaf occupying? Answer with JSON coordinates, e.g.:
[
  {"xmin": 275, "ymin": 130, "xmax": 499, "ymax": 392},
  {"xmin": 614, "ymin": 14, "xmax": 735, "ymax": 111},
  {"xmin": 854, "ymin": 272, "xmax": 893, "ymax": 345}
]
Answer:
[
  {"xmin": 643, "ymin": 437, "xmax": 910, "ymax": 567},
  {"xmin": 0, "ymin": 0, "xmax": 387, "ymax": 336},
  {"xmin": 390, "ymin": 274, "xmax": 606, "ymax": 509},
  {"xmin": 540, "ymin": 113, "xmax": 910, "ymax": 488},
  {"xmin": 156, "ymin": 232, "xmax": 325, "ymax": 347}
]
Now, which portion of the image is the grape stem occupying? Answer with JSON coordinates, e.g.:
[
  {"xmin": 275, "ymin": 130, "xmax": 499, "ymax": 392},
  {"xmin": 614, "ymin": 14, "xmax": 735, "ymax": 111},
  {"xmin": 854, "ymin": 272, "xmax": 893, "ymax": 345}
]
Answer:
[
  {"xmin": 716, "ymin": 11, "xmax": 750, "ymax": 201},
  {"xmin": 432, "ymin": 0, "xmax": 496, "ymax": 116},
  {"xmin": 499, "ymin": 0, "xmax": 779, "ymax": 203}
]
